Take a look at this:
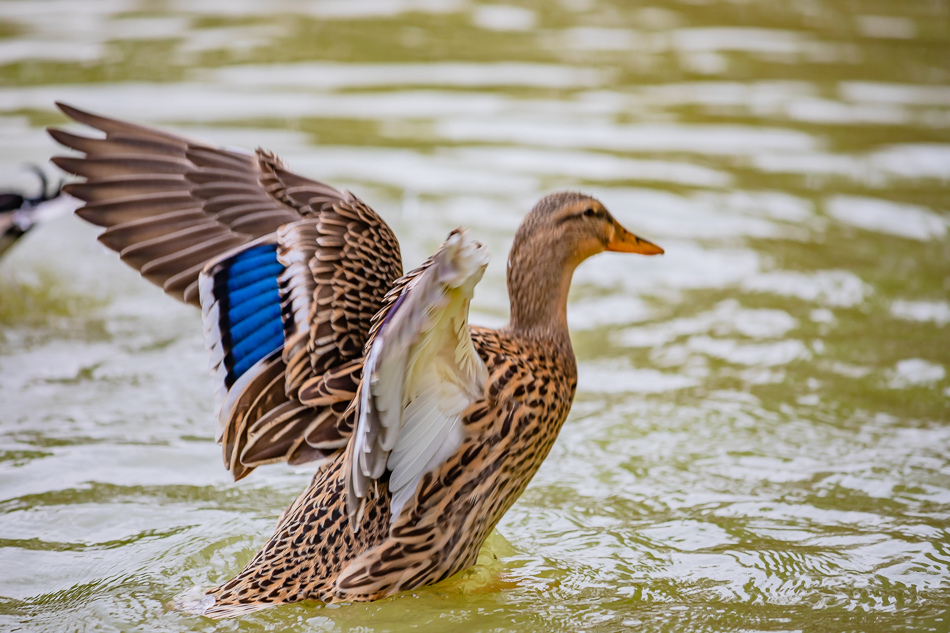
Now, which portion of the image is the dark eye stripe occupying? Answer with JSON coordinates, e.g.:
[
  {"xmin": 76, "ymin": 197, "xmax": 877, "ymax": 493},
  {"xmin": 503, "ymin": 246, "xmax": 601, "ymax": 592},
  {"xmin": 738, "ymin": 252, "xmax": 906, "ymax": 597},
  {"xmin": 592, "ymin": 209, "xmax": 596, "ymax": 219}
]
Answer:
[{"xmin": 555, "ymin": 206, "xmax": 601, "ymax": 225}]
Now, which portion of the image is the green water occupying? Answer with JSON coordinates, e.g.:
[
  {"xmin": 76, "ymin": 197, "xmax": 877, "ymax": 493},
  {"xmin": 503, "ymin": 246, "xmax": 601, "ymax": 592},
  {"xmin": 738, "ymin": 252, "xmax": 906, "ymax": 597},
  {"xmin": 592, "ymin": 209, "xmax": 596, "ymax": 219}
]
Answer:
[{"xmin": 1, "ymin": 1, "xmax": 948, "ymax": 631}]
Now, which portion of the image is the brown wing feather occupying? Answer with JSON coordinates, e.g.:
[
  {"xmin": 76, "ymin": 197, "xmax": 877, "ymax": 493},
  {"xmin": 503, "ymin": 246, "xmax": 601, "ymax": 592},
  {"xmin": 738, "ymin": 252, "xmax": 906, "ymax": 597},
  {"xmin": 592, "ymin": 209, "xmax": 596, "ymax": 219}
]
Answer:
[
  {"xmin": 236, "ymin": 200, "xmax": 403, "ymax": 470},
  {"xmin": 51, "ymin": 103, "xmax": 406, "ymax": 480},
  {"xmin": 49, "ymin": 102, "xmax": 343, "ymax": 306}
]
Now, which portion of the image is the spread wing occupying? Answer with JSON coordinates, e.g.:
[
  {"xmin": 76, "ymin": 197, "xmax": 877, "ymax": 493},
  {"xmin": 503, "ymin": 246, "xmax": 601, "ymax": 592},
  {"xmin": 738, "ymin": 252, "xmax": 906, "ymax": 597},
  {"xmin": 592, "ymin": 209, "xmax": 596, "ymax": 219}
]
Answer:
[
  {"xmin": 48, "ymin": 102, "xmax": 337, "ymax": 304},
  {"xmin": 49, "ymin": 103, "xmax": 403, "ymax": 478},
  {"xmin": 199, "ymin": 203, "xmax": 402, "ymax": 479},
  {"xmin": 344, "ymin": 229, "xmax": 491, "ymax": 529}
]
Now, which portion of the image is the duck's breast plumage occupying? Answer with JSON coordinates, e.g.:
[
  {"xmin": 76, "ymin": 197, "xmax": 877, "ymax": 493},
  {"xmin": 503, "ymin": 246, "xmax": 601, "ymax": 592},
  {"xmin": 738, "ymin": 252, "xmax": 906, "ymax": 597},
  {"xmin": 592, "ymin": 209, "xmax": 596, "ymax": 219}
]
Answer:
[{"xmin": 331, "ymin": 326, "xmax": 577, "ymax": 601}]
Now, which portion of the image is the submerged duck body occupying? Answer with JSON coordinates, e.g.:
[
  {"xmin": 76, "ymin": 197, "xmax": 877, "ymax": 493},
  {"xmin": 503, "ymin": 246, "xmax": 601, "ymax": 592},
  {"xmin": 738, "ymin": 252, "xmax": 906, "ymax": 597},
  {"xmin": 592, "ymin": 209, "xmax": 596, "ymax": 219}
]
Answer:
[{"xmin": 49, "ymin": 103, "xmax": 662, "ymax": 618}]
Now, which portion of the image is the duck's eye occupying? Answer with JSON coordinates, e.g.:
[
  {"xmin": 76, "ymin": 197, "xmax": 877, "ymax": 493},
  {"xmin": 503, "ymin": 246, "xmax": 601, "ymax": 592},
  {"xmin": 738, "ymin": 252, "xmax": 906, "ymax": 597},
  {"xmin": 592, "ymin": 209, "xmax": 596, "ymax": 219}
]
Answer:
[{"xmin": 583, "ymin": 208, "xmax": 596, "ymax": 218}]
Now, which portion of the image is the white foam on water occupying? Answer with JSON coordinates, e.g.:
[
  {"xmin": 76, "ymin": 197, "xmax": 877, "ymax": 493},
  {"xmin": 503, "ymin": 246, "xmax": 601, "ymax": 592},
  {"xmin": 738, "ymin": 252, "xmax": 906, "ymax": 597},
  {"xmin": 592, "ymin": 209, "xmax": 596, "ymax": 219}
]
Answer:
[
  {"xmin": 209, "ymin": 61, "xmax": 608, "ymax": 89},
  {"xmin": 685, "ymin": 337, "xmax": 809, "ymax": 367},
  {"xmin": 178, "ymin": 24, "xmax": 283, "ymax": 54},
  {"xmin": 670, "ymin": 27, "xmax": 803, "ymax": 54},
  {"xmin": 841, "ymin": 81, "xmax": 950, "ymax": 107},
  {"xmin": 577, "ymin": 241, "xmax": 761, "ymax": 296},
  {"xmin": 890, "ymin": 300, "xmax": 950, "ymax": 326},
  {"xmin": 752, "ymin": 143, "xmax": 950, "ymax": 183},
  {"xmin": 577, "ymin": 361, "xmax": 699, "ymax": 394},
  {"xmin": 569, "ymin": 294, "xmax": 653, "ymax": 331},
  {"xmin": 856, "ymin": 15, "xmax": 917, "ymax": 39},
  {"xmin": 641, "ymin": 80, "xmax": 815, "ymax": 109},
  {"xmin": 444, "ymin": 147, "xmax": 733, "ymax": 187},
  {"xmin": 556, "ymin": 27, "xmax": 639, "ymax": 51},
  {"xmin": 889, "ymin": 359, "xmax": 946, "ymax": 387},
  {"xmin": 0, "ymin": 84, "xmax": 519, "ymax": 121},
  {"xmin": 0, "ymin": 40, "xmax": 103, "ymax": 64},
  {"xmin": 285, "ymin": 146, "xmax": 539, "ymax": 195},
  {"xmin": 786, "ymin": 98, "xmax": 910, "ymax": 125},
  {"xmin": 639, "ymin": 520, "xmax": 737, "ymax": 551},
  {"xmin": 435, "ymin": 118, "xmax": 818, "ymax": 155},
  {"xmin": 869, "ymin": 144, "xmax": 950, "ymax": 180},
  {"xmin": 617, "ymin": 300, "xmax": 798, "ymax": 348},
  {"xmin": 742, "ymin": 270, "xmax": 872, "ymax": 307},
  {"xmin": 471, "ymin": 4, "xmax": 536, "ymax": 31},
  {"xmin": 168, "ymin": 0, "xmax": 466, "ymax": 18},
  {"xmin": 826, "ymin": 195, "xmax": 948, "ymax": 241}
]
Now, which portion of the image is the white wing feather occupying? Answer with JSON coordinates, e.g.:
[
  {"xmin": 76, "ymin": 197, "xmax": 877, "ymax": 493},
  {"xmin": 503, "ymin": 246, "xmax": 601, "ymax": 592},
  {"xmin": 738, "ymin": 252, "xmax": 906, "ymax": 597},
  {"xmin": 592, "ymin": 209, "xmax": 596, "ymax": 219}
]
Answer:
[{"xmin": 347, "ymin": 229, "xmax": 490, "ymax": 527}]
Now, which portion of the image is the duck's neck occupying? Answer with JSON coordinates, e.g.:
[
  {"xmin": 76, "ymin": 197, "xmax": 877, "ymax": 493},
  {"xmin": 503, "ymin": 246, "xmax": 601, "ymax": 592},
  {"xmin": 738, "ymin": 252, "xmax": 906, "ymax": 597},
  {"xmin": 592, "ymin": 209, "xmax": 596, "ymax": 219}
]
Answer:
[{"xmin": 504, "ymin": 243, "xmax": 577, "ymax": 346}]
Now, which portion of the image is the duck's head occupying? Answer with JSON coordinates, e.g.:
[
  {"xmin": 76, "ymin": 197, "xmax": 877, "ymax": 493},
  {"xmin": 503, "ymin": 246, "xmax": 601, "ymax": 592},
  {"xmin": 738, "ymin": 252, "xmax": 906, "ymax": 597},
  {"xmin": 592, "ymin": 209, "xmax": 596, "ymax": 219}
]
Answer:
[
  {"xmin": 516, "ymin": 192, "xmax": 663, "ymax": 264},
  {"xmin": 507, "ymin": 192, "xmax": 663, "ymax": 334}
]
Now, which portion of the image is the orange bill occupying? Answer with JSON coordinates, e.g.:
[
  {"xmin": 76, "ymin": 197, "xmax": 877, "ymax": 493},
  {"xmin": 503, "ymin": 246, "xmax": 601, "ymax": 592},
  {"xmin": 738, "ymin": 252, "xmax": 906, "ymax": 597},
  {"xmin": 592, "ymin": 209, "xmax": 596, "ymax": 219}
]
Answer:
[{"xmin": 607, "ymin": 222, "xmax": 664, "ymax": 255}]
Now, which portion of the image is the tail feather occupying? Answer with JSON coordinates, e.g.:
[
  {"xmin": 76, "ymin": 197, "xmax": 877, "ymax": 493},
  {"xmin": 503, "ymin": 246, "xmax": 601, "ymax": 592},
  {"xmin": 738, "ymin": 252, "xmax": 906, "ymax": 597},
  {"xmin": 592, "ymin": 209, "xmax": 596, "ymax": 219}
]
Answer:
[{"xmin": 173, "ymin": 593, "xmax": 283, "ymax": 619}]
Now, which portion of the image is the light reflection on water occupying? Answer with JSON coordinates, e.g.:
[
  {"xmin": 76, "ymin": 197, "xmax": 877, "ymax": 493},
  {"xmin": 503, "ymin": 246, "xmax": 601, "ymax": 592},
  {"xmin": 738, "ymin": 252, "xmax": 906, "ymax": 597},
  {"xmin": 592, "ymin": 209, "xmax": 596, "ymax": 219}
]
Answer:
[{"xmin": 0, "ymin": 0, "xmax": 948, "ymax": 631}]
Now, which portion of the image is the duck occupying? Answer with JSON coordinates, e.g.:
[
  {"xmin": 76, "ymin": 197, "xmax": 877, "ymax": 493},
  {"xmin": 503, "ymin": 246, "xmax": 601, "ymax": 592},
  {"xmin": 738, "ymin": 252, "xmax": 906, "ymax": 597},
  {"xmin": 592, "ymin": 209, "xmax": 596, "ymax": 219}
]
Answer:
[
  {"xmin": 48, "ymin": 102, "xmax": 663, "ymax": 618},
  {"xmin": 0, "ymin": 165, "xmax": 63, "ymax": 257}
]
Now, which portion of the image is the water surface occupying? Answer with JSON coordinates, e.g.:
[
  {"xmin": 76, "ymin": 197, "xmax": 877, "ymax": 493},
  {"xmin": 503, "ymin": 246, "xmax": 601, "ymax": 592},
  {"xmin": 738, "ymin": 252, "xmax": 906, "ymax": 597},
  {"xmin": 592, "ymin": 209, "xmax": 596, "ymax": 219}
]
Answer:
[{"xmin": 0, "ymin": 1, "xmax": 948, "ymax": 631}]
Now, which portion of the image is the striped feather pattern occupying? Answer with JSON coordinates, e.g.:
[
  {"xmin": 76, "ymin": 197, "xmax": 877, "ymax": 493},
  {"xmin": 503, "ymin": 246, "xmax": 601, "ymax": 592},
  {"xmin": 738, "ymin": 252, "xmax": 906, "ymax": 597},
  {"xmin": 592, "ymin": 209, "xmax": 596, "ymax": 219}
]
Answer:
[
  {"xmin": 346, "ymin": 229, "xmax": 490, "ymax": 526},
  {"xmin": 50, "ymin": 103, "xmax": 403, "ymax": 479},
  {"xmin": 51, "ymin": 106, "xmax": 613, "ymax": 619},
  {"xmin": 238, "ymin": 198, "xmax": 404, "ymax": 467},
  {"xmin": 50, "ymin": 103, "xmax": 301, "ymax": 305}
]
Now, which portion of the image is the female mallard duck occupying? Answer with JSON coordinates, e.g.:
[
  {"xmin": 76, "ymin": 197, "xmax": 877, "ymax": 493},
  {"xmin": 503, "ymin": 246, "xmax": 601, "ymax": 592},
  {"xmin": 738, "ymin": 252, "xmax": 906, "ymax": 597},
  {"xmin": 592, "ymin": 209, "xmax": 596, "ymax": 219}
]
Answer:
[{"xmin": 49, "ymin": 103, "xmax": 663, "ymax": 618}]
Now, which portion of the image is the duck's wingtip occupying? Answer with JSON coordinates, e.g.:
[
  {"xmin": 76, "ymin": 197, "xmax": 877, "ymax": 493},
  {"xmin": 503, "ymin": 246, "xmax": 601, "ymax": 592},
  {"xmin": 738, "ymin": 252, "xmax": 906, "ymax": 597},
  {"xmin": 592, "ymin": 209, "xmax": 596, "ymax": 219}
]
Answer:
[
  {"xmin": 54, "ymin": 101, "xmax": 80, "ymax": 118},
  {"xmin": 439, "ymin": 228, "xmax": 490, "ymax": 288}
]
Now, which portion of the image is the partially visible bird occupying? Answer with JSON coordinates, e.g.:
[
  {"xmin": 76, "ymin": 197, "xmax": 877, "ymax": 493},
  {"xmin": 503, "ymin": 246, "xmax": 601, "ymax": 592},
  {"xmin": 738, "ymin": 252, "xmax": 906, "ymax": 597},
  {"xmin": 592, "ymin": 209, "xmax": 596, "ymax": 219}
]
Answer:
[
  {"xmin": 48, "ymin": 102, "xmax": 663, "ymax": 618},
  {"xmin": 0, "ymin": 165, "xmax": 63, "ymax": 257}
]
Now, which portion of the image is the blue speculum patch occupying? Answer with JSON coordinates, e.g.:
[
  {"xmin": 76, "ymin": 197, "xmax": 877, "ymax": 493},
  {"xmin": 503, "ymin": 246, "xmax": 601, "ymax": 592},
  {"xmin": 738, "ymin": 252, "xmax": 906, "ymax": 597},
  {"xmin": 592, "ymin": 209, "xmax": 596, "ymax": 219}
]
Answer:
[{"xmin": 219, "ymin": 244, "xmax": 284, "ymax": 385}]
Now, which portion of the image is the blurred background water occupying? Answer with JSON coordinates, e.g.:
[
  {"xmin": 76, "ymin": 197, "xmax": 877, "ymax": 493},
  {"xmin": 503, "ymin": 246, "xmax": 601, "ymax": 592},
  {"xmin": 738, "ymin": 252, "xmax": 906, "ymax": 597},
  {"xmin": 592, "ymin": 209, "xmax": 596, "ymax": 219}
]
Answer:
[{"xmin": 0, "ymin": 1, "xmax": 948, "ymax": 631}]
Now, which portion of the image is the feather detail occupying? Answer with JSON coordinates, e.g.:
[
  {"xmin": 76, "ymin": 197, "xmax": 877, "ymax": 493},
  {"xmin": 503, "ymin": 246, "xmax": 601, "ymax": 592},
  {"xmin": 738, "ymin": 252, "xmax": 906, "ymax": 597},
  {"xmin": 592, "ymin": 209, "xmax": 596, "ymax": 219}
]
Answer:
[
  {"xmin": 51, "ymin": 103, "xmax": 405, "ymax": 478},
  {"xmin": 345, "ymin": 229, "xmax": 490, "ymax": 529},
  {"xmin": 50, "ymin": 103, "xmax": 341, "ymax": 306},
  {"xmin": 52, "ymin": 105, "xmax": 619, "ymax": 617}
]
